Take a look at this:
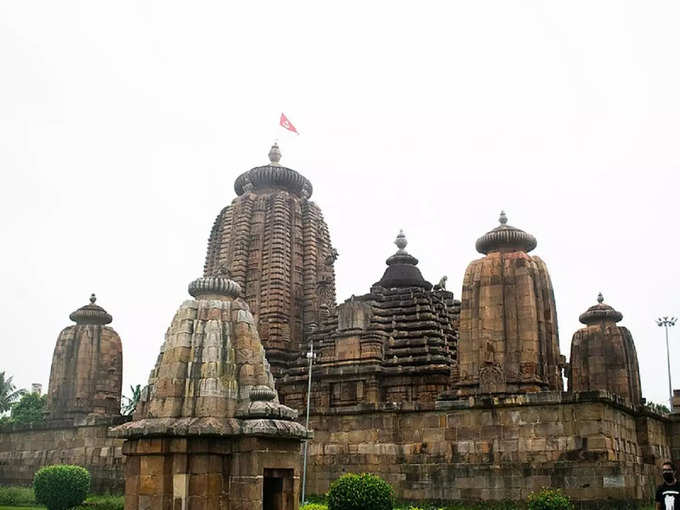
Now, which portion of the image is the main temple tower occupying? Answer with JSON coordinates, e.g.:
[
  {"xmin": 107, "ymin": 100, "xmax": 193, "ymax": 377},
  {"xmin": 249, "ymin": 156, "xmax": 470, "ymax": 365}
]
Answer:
[{"xmin": 203, "ymin": 144, "xmax": 337, "ymax": 378}]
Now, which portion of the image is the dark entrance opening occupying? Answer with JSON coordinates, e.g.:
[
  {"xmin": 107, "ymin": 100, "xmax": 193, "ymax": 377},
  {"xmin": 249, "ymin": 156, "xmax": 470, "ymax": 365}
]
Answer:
[{"xmin": 263, "ymin": 468, "xmax": 293, "ymax": 510}]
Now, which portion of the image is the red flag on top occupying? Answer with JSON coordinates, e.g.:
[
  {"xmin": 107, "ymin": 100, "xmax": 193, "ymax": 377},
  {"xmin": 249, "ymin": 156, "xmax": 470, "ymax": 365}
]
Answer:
[{"xmin": 280, "ymin": 113, "xmax": 299, "ymax": 135}]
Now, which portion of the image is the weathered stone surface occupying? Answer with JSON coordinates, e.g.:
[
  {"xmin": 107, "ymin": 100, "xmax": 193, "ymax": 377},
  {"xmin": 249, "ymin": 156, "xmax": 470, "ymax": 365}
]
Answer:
[
  {"xmin": 279, "ymin": 233, "xmax": 459, "ymax": 413},
  {"xmin": 568, "ymin": 294, "xmax": 642, "ymax": 407},
  {"xmin": 110, "ymin": 274, "xmax": 306, "ymax": 510},
  {"xmin": 304, "ymin": 392, "xmax": 671, "ymax": 503},
  {"xmin": 0, "ymin": 416, "xmax": 127, "ymax": 492},
  {"xmin": 455, "ymin": 213, "xmax": 563, "ymax": 396},
  {"xmin": 47, "ymin": 294, "xmax": 123, "ymax": 420},
  {"xmin": 203, "ymin": 144, "xmax": 336, "ymax": 378},
  {"xmin": 6, "ymin": 149, "xmax": 680, "ymax": 506}
]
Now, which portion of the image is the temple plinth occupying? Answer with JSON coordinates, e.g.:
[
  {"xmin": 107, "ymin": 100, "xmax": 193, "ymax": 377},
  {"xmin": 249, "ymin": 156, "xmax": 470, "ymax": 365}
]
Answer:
[
  {"xmin": 203, "ymin": 144, "xmax": 337, "ymax": 379},
  {"xmin": 47, "ymin": 294, "xmax": 123, "ymax": 420},
  {"xmin": 110, "ymin": 274, "xmax": 307, "ymax": 510},
  {"xmin": 568, "ymin": 293, "xmax": 642, "ymax": 406},
  {"xmin": 455, "ymin": 212, "xmax": 563, "ymax": 396}
]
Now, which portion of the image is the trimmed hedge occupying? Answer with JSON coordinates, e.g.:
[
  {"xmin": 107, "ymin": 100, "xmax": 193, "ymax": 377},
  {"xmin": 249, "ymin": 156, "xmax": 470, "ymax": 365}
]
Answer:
[
  {"xmin": 301, "ymin": 504, "xmax": 328, "ymax": 510},
  {"xmin": 528, "ymin": 489, "xmax": 573, "ymax": 510},
  {"xmin": 33, "ymin": 465, "xmax": 91, "ymax": 510},
  {"xmin": 328, "ymin": 473, "xmax": 394, "ymax": 510}
]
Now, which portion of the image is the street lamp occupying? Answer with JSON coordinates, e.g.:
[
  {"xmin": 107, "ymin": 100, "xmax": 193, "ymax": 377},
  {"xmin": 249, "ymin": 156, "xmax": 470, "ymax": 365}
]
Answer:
[
  {"xmin": 301, "ymin": 333, "xmax": 317, "ymax": 505},
  {"xmin": 656, "ymin": 316, "xmax": 677, "ymax": 409}
]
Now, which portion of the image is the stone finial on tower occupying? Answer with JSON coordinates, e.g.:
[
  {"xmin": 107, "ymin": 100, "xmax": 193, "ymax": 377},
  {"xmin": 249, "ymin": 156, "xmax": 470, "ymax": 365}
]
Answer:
[
  {"xmin": 90, "ymin": 293, "xmax": 96, "ymax": 304},
  {"xmin": 395, "ymin": 229, "xmax": 407, "ymax": 252},
  {"xmin": 475, "ymin": 210, "xmax": 537, "ymax": 254},
  {"xmin": 268, "ymin": 142, "xmax": 282, "ymax": 166},
  {"xmin": 579, "ymin": 292, "xmax": 623, "ymax": 325},
  {"xmin": 374, "ymin": 229, "xmax": 431, "ymax": 290}
]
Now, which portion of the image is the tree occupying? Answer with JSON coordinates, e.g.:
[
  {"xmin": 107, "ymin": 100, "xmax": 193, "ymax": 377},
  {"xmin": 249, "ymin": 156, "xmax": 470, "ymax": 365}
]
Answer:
[
  {"xmin": 0, "ymin": 371, "xmax": 25, "ymax": 414},
  {"xmin": 121, "ymin": 384, "xmax": 141, "ymax": 416},
  {"xmin": 11, "ymin": 392, "xmax": 46, "ymax": 425}
]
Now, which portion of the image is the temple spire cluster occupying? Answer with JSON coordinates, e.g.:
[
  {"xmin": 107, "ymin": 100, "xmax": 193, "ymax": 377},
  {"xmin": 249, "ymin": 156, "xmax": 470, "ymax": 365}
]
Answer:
[{"xmin": 31, "ymin": 143, "xmax": 661, "ymax": 505}]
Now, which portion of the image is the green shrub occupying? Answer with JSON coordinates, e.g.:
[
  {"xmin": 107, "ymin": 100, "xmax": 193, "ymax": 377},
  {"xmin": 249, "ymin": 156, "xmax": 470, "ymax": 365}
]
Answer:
[
  {"xmin": 301, "ymin": 504, "xmax": 328, "ymax": 510},
  {"xmin": 328, "ymin": 473, "xmax": 394, "ymax": 510},
  {"xmin": 77, "ymin": 494, "xmax": 124, "ymax": 510},
  {"xmin": 0, "ymin": 485, "xmax": 37, "ymax": 505},
  {"xmin": 34, "ymin": 465, "xmax": 91, "ymax": 510},
  {"xmin": 528, "ymin": 488, "xmax": 572, "ymax": 510}
]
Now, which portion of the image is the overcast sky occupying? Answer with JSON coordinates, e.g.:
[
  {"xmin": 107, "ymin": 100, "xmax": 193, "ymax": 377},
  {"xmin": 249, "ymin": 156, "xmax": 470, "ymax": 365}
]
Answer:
[{"xmin": 1, "ymin": 1, "xmax": 679, "ymax": 408}]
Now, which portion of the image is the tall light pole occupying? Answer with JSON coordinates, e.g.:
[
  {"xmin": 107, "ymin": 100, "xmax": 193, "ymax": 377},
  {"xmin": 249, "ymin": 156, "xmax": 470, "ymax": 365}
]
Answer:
[
  {"xmin": 656, "ymin": 316, "xmax": 677, "ymax": 409},
  {"xmin": 301, "ymin": 333, "xmax": 316, "ymax": 505}
]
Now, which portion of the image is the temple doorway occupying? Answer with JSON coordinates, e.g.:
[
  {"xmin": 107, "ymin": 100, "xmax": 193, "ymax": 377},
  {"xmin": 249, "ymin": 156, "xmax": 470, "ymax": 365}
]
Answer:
[{"xmin": 263, "ymin": 468, "xmax": 294, "ymax": 510}]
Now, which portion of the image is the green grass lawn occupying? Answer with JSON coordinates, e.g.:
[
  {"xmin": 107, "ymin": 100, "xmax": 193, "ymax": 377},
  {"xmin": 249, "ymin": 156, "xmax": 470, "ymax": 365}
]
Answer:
[{"xmin": 0, "ymin": 507, "xmax": 44, "ymax": 509}]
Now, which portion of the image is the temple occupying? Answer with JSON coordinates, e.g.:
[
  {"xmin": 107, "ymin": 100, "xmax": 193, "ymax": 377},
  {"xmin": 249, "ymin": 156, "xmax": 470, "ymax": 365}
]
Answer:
[
  {"xmin": 279, "ymin": 230, "xmax": 459, "ymax": 411},
  {"xmin": 46, "ymin": 294, "xmax": 123, "ymax": 420},
  {"xmin": 568, "ymin": 293, "xmax": 643, "ymax": 406},
  {"xmin": 2, "ymin": 144, "xmax": 680, "ymax": 507},
  {"xmin": 455, "ymin": 212, "xmax": 563, "ymax": 396},
  {"xmin": 110, "ymin": 273, "xmax": 307, "ymax": 510},
  {"xmin": 203, "ymin": 143, "xmax": 337, "ymax": 378}
]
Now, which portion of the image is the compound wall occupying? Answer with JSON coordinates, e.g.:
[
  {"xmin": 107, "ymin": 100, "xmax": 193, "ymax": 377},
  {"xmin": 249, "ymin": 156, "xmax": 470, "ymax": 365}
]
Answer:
[
  {"xmin": 305, "ymin": 391, "xmax": 676, "ymax": 503},
  {"xmin": 0, "ymin": 416, "xmax": 128, "ymax": 492}
]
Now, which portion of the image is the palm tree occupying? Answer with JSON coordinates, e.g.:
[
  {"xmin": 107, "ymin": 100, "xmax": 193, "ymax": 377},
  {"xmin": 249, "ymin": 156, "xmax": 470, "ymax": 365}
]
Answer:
[
  {"xmin": 121, "ymin": 384, "xmax": 142, "ymax": 416},
  {"xmin": 0, "ymin": 371, "xmax": 25, "ymax": 414}
]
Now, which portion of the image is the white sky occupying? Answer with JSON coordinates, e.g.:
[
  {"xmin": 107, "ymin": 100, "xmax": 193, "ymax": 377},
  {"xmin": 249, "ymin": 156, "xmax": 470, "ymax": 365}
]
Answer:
[{"xmin": 1, "ymin": 1, "xmax": 679, "ymax": 408}]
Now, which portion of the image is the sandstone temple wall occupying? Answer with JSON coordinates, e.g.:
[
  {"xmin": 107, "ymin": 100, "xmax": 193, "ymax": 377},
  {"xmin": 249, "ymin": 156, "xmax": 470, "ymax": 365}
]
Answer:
[
  {"xmin": 305, "ymin": 392, "xmax": 672, "ymax": 503},
  {"xmin": 0, "ymin": 417, "xmax": 128, "ymax": 492}
]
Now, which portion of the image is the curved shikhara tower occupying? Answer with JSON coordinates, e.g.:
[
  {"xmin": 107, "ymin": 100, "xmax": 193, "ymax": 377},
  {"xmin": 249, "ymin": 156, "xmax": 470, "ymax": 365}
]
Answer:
[
  {"xmin": 203, "ymin": 144, "xmax": 337, "ymax": 378},
  {"xmin": 568, "ymin": 293, "xmax": 642, "ymax": 407},
  {"xmin": 47, "ymin": 294, "xmax": 123, "ymax": 420},
  {"xmin": 456, "ymin": 211, "xmax": 563, "ymax": 395}
]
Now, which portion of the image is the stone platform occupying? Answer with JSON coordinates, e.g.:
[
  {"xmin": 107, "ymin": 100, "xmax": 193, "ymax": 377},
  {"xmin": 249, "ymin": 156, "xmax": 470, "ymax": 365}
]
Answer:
[{"xmin": 305, "ymin": 391, "xmax": 673, "ymax": 503}]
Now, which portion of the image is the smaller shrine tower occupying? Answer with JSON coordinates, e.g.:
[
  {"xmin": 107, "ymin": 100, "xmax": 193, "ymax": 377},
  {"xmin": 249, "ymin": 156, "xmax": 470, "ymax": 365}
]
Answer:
[
  {"xmin": 456, "ymin": 212, "xmax": 563, "ymax": 395},
  {"xmin": 47, "ymin": 294, "xmax": 123, "ymax": 420},
  {"xmin": 111, "ymin": 274, "xmax": 306, "ymax": 509},
  {"xmin": 568, "ymin": 293, "xmax": 642, "ymax": 406},
  {"xmin": 279, "ymin": 231, "xmax": 459, "ymax": 411}
]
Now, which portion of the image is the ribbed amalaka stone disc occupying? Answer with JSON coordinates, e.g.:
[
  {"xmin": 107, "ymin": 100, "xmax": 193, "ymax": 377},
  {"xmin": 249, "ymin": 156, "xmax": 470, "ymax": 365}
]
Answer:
[
  {"xmin": 203, "ymin": 145, "xmax": 336, "ymax": 379},
  {"xmin": 456, "ymin": 213, "xmax": 563, "ymax": 396},
  {"xmin": 47, "ymin": 295, "xmax": 123, "ymax": 420},
  {"xmin": 568, "ymin": 295, "xmax": 642, "ymax": 407}
]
